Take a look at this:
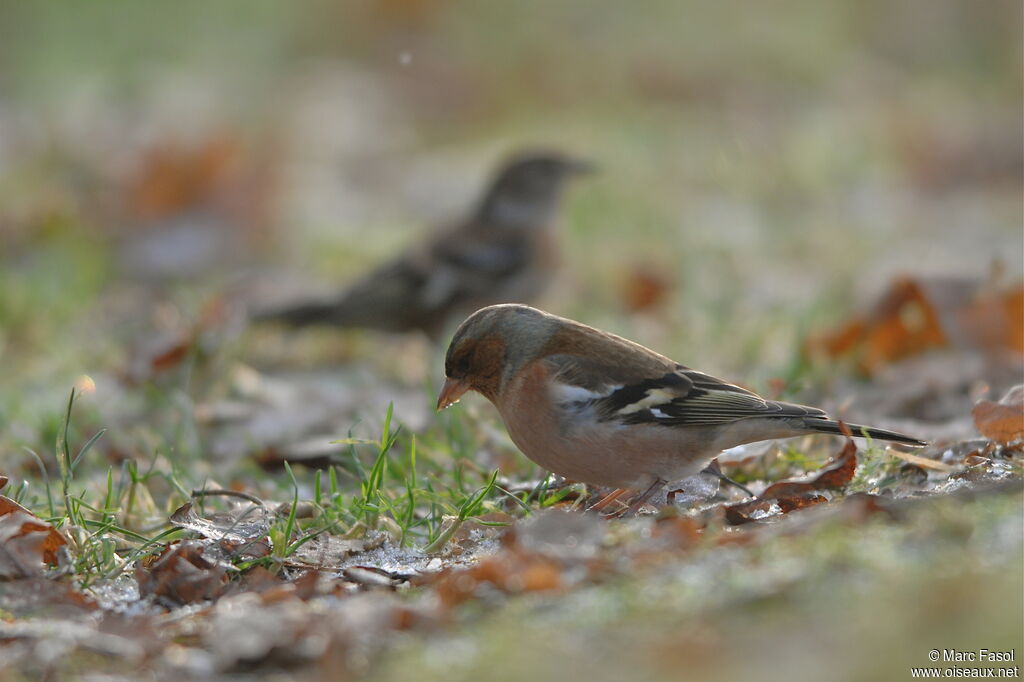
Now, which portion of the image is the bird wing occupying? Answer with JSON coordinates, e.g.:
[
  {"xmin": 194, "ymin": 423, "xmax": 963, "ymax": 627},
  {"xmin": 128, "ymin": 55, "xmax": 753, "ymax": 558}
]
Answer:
[
  {"xmin": 431, "ymin": 230, "xmax": 531, "ymax": 276},
  {"xmin": 309, "ymin": 222, "xmax": 535, "ymax": 335},
  {"xmin": 419, "ymin": 230, "xmax": 531, "ymax": 309},
  {"xmin": 544, "ymin": 353, "xmax": 825, "ymax": 428}
]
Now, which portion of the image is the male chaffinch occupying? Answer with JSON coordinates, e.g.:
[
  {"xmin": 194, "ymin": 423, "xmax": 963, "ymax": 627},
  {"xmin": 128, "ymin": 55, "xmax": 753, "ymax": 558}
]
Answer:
[
  {"xmin": 437, "ymin": 304, "xmax": 926, "ymax": 512},
  {"xmin": 255, "ymin": 152, "xmax": 592, "ymax": 339}
]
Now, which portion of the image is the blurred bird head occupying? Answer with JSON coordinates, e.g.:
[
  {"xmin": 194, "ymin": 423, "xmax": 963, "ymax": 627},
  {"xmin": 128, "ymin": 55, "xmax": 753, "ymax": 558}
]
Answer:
[{"xmin": 476, "ymin": 151, "xmax": 594, "ymax": 228}]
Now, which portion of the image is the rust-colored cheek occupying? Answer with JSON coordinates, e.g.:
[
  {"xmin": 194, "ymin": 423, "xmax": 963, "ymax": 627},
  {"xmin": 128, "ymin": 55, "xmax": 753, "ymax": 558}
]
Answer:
[
  {"xmin": 436, "ymin": 377, "xmax": 470, "ymax": 411},
  {"xmin": 470, "ymin": 336, "xmax": 506, "ymax": 398}
]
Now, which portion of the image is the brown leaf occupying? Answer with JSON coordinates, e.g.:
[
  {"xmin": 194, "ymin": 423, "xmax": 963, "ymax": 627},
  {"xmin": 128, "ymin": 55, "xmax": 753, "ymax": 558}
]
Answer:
[
  {"xmin": 236, "ymin": 565, "xmax": 285, "ymax": 594},
  {"xmin": 126, "ymin": 135, "xmax": 241, "ymax": 222},
  {"xmin": 724, "ymin": 435, "xmax": 858, "ymax": 525},
  {"xmin": 0, "ymin": 495, "xmax": 68, "ymax": 579},
  {"xmin": 805, "ymin": 275, "xmax": 1023, "ymax": 375},
  {"xmin": 621, "ymin": 265, "xmax": 673, "ymax": 313},
  {"xmin": 149, "ymin": 339, "xmax": 191, "ymax": 373},
  {"xmin": 135, "ymin": 541, "xmax": 229, "ymax": 605},
  {"xmin": 424, "ymin": 513, "xmax": 610, "ymax": 610},
  {"xmin": 957, "ymin": 286, "xmax": 1024, "ymax": 354},
  {"xmin": 0, "ymin": 494, "xmax": 31, "ymax": 516},
  {"xmin": 838, "ymin": 493, "xmax": 894, "ymax": 522},
  {"xmin": 518, "ymin": 558, "xmax": 563, "ymax": 592},
  {"xmin": 429, "ymin": 551, "xmax": 566, "ymax": 609},
  {"xmin": 972, "ymin": 385, "xmax": 1024, "ymax": 444},
  {"xmin": 651, "ymin": 516, "xmax": 703, "ymax": 550},
  {"xmin": 806, "ymin": 276, "xmax": 946, "ymax": 374},
  {"xmin": 239, "ymin": 568, "xmax": 327, "ymax": 605},
  {"xmin": 123, "ymin": 296, "xmax": 233, "ymax": 384}
]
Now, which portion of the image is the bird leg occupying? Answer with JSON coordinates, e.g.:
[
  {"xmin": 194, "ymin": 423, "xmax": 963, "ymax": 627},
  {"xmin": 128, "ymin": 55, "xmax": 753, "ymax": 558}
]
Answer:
[
  {"xmin": 700, "ymin": 463, "xmax": 755, "ymax": 498},
  {"xmin": 585, "ymin": 487, "xmax": 629, "ymax": 513},
  {"xmin": 619, "ymin": 477, "xmax": 667, "ymax": 516},
  {"xmin": 596, "ymin": 478, "xmax": 668, "ymax": 518}
]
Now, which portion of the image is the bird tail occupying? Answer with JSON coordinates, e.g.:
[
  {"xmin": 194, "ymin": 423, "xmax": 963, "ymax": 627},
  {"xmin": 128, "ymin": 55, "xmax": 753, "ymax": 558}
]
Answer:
[
  {"xmin": 801, "ymin": 419, "xmax": 926, "ymax": 447},
  {"xmin": 251, "ymin": 301, "xmax": 349, "ymax": 328}
]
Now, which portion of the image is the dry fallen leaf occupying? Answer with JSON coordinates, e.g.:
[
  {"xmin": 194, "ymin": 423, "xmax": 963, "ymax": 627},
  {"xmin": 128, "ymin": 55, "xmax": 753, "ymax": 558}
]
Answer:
[
  {"xmin": 621, "ymin": 265, "xmax": 673, "ymax": 313},
  {"xmin": 650, "ymin": 516, "xmax": 704, "ymax": 550},
  {"xmin": 429, "ymin": 551, "xmax": 566, "ymax": 609},
  {"xmin": 135, "ymin": 541, "xmax": 229, "ymax": 605},
  {"xmin": 423, "ymin": 511, "xmax": 608, "ymax": 610},
  {"xmin": 806, "ymin": 275, "xmax": 1023, "ymax": 375},
  {"xmin": 724, "ymin": 434, "xmax": 858, "ymax": 525},
  {"xmin": 126, "ymin": 135, "xmax": 241, "ymax": 222},
  {"xmin": 0, "ymin": 495, "xmax": 69, "ymax": 579},
  {"xmin": 972, "ymin": 385, "xmax": 1024, "ymax": 444}
]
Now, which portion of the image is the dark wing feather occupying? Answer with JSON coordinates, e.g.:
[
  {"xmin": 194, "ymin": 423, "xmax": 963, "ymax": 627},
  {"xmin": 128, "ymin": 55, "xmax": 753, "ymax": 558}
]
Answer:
[
  {"xmin": 432, "ymin": 232, "xmax": 531, "ymax": 277},
  {"xmin": 320, "ymin": 227, "xmax": 530, "ymax": 329},
  {"xmin": 551, "ymin": 360, "xmax": 826, "ymax": 427}
]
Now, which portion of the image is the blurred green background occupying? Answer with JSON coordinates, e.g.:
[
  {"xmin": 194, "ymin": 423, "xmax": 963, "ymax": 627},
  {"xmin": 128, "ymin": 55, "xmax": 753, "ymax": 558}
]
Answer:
[{"xmin": 1, "ymin": 0, "xmax": 1021, "ymax": 463}]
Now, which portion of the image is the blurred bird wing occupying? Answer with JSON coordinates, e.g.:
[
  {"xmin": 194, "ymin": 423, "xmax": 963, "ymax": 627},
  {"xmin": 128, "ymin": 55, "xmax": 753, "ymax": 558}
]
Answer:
[
  {"xmin": 416, "ymin": 226, "xmax": 531, "ymax": 308},
  {"xmin": 418, "ymin": 263, "xmax": 462, "ymax": 309},
  {"xmin": 431, "ymin": 228, "xmax": 530, "ymax": 276}
]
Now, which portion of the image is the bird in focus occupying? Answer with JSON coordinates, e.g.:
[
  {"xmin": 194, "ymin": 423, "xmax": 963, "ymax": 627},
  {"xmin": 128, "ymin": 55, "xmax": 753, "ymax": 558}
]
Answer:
[
  {"xmin": 254, "ymin": 151, "xmax": 593, "ymax": 339},
  {"xmin": 437, "ymin": 304, "xmax": 926, "ymax": 513}
]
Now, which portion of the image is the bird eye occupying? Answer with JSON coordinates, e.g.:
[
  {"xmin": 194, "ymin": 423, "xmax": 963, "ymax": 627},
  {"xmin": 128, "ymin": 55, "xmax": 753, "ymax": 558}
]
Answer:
[{"xmin": 448, "ymin": 347, "xmax": 473, "ymax": 377}]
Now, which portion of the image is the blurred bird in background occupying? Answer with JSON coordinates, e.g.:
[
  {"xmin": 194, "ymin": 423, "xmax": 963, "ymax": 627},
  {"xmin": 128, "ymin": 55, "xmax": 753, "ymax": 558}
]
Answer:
[{"xmin": 254, "ymin": 151, "xmax": 593, "ymax": 339}]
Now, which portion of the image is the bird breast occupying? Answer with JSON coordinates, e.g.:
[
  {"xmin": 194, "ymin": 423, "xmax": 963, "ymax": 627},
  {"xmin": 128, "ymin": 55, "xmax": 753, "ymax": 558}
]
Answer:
[{"xmin": 493, "ymin": 361, "xmax": 718, "ymax": 489}]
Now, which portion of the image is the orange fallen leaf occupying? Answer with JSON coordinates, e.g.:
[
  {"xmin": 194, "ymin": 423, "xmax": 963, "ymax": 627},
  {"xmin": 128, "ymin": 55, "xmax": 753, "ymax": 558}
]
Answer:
[
  {"xmin": 806, "ymin": 275, "xmax": 1023, "ymax": 375},
  {"xmin": 724, "ymin": 433, "xmax": 858, "ymax": 525},
  {"xmin": 972, "ymin": 385, "xmax": 1024, "ymax": 444},
  {"xmin": 0, "ymin": 494, "xmax": 68, "ymax": 573},
  {"xmin": 126, "ymin": 136, "xmax": 241, "ymax": 222},
  {"xmin": 135, "ymin": 541, "xmax": 228, "ymax": 605},
  {"xmin": 651, "ymin": 516, "xmax": 703, "ymax": 549},
  {"xmin": 149, "ymin": 339, "xmax": 191, "ymax": 372},
  {"xmin": 806, "ymin": 277, "xmax": 947, "ymax": 374},
  {"xmin": 621, "ymin": 265, "xmax": 673, "ymax": 313},
  {"xmin": 517, "ymin": 558, "xmax": 563, "ymax": 592}
]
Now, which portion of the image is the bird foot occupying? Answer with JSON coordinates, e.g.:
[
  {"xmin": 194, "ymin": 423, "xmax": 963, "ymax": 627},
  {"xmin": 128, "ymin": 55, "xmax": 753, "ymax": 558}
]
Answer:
[{"xmin": 700, "ymin": 464, "xmax": 755, "ymax": 498}]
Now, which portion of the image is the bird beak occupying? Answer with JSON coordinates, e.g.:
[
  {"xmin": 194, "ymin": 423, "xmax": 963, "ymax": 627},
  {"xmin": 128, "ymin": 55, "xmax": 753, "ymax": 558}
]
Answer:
[{"xmin": 436, "ymin": 377, "xmax": 470, "ymax": 411}]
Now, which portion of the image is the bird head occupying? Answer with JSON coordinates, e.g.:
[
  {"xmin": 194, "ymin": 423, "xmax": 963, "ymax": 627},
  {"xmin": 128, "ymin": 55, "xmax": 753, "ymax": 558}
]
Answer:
[
  {"xmin": 437, "ymin": 304, "xmax": 557, "ymax": 408},
  {"xmin": 476, "ymin": 152, "xmax": 594, "ymax": 228}
]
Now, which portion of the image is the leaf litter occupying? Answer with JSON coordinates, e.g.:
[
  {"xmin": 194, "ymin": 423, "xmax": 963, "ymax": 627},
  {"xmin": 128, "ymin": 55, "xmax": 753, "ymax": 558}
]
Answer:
[
  {"xmin": 0, "ymin": 479, "xmax": 70, "ymax": 579},
  {"xmin": 1, "ymin": 326, "xmax": 1020, "ymax": 682},
  {"xmin": 3, "ymin": 380, "xmax": 1021, "ymax": 679}
]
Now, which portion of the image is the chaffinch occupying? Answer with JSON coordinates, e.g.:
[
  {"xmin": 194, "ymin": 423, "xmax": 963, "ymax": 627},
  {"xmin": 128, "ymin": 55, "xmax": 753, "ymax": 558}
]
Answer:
[
  {"xmin": 255, "ymin": 152, "xmax": 592, "ymax": 339},
  {"xmin": 437, "ymin": 304, "xmax": 926, "ymax": 512}
]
